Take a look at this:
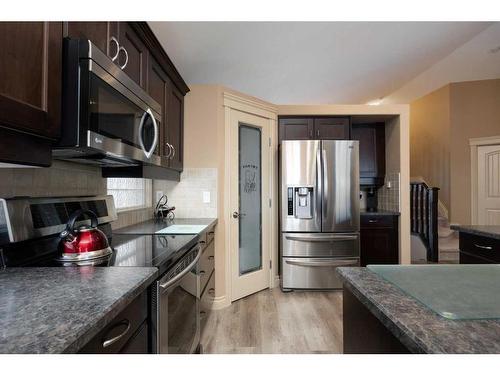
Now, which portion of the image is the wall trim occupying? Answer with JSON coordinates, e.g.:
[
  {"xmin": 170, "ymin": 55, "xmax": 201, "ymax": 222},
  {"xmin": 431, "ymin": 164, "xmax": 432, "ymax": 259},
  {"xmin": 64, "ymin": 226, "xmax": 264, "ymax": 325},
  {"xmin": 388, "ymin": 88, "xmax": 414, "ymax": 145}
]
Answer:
[
  {"xmin": 223, "ymin": 91, "xmax": 277, "ymax": 120},
  {"xmin": 211, "ymin": 295, "xmax": 231, "ymax": 310},
  {"xmin": 470, "ymin": 136, "xmax": 500, "ymax": 224}
]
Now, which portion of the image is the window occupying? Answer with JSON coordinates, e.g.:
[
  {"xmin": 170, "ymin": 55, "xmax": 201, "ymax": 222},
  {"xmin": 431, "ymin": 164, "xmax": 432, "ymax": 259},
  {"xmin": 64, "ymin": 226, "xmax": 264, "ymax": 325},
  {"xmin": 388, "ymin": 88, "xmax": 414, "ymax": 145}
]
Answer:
[{"xmin": 107, "ymin": 178, "xmax": 152, "ymax": 212}]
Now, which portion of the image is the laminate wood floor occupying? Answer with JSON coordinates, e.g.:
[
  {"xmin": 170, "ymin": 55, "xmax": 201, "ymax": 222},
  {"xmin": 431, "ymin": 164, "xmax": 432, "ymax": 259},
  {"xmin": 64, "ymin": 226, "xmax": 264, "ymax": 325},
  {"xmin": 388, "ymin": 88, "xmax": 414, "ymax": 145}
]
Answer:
[{"xmin": 201, "ymin": 288, "xmax": 343, "ymax": 354}]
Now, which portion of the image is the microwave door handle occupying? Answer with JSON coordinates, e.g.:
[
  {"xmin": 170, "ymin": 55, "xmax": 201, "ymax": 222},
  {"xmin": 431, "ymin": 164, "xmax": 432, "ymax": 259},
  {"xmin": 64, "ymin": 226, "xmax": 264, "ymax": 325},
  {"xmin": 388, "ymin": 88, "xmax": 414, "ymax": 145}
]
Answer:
[{"xmin": 138, "ymin": 108, "xmax": 159, "ymax": 159}]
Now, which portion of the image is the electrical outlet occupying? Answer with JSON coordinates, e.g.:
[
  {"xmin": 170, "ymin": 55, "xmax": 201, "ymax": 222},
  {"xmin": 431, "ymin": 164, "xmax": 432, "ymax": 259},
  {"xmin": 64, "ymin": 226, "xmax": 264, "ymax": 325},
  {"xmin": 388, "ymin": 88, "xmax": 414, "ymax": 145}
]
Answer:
[
  {"xmin": 156, "ymin": 191, "xmax": 164, "ymax": 202},
  {"xmin": 203, "ymin": 191, "xmax": 211, "ymax": 204}
]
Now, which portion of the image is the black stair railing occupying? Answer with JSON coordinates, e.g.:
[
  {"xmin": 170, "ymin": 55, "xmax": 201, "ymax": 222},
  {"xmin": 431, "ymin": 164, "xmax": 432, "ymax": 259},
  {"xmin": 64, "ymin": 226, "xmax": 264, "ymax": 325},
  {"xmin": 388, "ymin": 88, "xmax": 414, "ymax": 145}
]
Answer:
[{"xmin": 410, "ymin": 182, "xmax": 439, "ymax": 262}]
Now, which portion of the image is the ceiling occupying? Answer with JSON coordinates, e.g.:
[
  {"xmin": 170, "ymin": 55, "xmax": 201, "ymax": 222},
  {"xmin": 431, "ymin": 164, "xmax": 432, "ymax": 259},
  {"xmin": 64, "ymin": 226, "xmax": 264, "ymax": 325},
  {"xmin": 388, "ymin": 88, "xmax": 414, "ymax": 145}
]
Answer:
[{"xmin": 149, "ymin": 22, "xmax": 492, "ymax": 104}]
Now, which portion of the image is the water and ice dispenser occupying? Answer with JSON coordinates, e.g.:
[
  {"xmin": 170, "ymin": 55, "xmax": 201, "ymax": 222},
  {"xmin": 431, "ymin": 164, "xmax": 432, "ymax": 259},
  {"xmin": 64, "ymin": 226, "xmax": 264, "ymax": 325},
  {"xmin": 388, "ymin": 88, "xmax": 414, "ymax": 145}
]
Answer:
[{"xmin": 287, "ymin": 187, "xmax": 314, "ymax": 219}]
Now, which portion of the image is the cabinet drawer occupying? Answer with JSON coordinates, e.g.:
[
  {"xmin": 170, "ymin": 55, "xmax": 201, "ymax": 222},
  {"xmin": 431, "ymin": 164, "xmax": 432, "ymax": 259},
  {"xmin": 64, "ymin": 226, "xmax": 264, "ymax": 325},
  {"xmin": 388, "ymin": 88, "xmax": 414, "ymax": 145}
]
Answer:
[
  {"xmin": 200, "ymin": 271, "xmax": 215, "ymax": 334},
  {"xmin": 79, "ymin": 291, "xmax": 147, "ymax": 354},
  {"xmin": 200, "ymin": 240, "xmax": 215, "ymax": 293},
  {"xmin": 459, "ymin": 251, "xmax": 495, "ymax": 264},
  {"xmin": 282, "ymin": 257, "xmax": 359, "ymax": 290},
  {"xmin": 282, "ymin": 233, "xmax": 359, "ymax": 258},
  {"xmin": 459, "ymin": 233, "xmax": 500, "ymax": 263},
  {"xmin": 361, "ymin": 215, "xmax": 396, "ymax": 228},
  {"xmin": 206, "ymin": 227, "xmax": 215, "ymax": 244}
]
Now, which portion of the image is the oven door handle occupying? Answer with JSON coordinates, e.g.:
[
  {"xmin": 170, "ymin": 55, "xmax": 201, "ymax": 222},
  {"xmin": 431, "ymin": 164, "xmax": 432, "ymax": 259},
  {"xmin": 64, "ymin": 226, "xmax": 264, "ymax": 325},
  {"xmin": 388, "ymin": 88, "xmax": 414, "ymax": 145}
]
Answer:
[
  {"xmin": 138, "ymin": 108, "xmax": 159, "ymax": 159},
  {"xmin": 159, "ymin": 246, "xmax": 201, "ymax": 291}
]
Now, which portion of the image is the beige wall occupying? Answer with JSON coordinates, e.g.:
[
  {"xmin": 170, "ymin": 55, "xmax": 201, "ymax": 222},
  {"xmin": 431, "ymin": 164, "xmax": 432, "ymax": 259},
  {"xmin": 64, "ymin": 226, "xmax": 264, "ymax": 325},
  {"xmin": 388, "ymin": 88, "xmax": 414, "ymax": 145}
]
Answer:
[
  {"xmin": 410, "ymin": 78, "xmax": 500, "ymax": 224},
  {"xmin": 277, "ymin": 104, "xmax": 411, "ymax": 265},
  {"xmin": 449, "ymin": 79, "xmax": 500, "ymax": 224},
  {"xmin": 410, "ymin": 85, "xmax": 451, "ymax": 209}
]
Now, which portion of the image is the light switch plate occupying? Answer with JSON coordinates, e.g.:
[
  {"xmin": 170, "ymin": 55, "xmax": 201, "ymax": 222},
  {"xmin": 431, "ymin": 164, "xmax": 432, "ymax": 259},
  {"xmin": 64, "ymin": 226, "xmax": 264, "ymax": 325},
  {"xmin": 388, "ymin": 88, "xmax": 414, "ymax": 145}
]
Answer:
[{"xmin": 203, "ymin": 191, "xmax": 211, "ymax": 204}]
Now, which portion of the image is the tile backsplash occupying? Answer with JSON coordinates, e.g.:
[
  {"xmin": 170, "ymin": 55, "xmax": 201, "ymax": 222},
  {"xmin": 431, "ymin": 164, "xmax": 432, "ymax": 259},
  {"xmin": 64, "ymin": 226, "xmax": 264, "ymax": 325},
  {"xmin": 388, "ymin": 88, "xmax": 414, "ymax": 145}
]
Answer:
[
  {"xmin": 0, "ymin": 161, "xmax": 106, "ymax": 198},
  {"xmin": 153, "ymin": 168, "xmax": 218, "ymax": 218},
  {"xmin": 377, "ymin": 172, "xmax": 401, "ymax": 212},
  {"xmin": 0, "ymin": 161, "xmax": 153, "ymax": 229}
]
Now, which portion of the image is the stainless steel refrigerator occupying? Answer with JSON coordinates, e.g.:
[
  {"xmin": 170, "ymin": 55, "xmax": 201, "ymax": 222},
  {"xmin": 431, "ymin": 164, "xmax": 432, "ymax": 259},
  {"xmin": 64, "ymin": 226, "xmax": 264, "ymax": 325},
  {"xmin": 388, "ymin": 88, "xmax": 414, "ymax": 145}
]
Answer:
[{"xmin": 280, "ymin": 140, "xmax": 360, "ymax": 290}]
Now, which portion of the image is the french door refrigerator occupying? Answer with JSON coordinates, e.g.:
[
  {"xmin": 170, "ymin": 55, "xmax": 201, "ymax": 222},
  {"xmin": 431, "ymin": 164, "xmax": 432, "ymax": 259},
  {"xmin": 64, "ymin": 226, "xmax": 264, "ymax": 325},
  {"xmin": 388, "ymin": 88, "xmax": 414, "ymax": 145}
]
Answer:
[{"xmin": 280, "ymin": 140, "xmax": 360, "ymax": 291}]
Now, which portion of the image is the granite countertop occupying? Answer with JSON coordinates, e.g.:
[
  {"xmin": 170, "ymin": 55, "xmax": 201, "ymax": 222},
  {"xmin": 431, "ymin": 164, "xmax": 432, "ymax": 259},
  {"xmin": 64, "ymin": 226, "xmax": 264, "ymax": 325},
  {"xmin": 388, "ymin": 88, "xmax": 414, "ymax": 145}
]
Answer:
[
  {"xmin": 0, "ymin": 267, "xmax": 158, "ymax": 354},
  {"xmin": 360, "ymin": 209, "xmax": 400, "ymax": 216},
  {"xmin": 114, "ymin": 217, "xmax": 218, "ymax": 235},
  {"xmin": 450, "ymin": 224, "xmax": 500, "ymax": 240},
  {"xmin": 337, "ymin": 267, "xmax": 500, "ymax": 354}
]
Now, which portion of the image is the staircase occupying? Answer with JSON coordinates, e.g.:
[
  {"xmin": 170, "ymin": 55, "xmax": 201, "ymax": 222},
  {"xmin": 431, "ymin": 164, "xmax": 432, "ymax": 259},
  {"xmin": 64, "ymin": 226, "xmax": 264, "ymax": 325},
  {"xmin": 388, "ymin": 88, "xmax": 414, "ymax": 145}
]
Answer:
[
  {"xmin": 410, "ymin": 179, "xmax": 459, "ymax": 264},
  {"xmin": 437, "ymin": 215, "xmax": 459, "ymax": 264}
]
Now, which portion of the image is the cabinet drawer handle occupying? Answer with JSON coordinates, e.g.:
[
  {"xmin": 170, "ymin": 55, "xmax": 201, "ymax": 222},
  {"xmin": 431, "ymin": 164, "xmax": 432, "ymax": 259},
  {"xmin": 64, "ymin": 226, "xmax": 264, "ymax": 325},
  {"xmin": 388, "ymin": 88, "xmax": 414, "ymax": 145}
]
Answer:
[
  {"xmin": 208, "ymin": 256, "xmax": 214, "ymax": 261},
  {"xmin": 474, "ymin": 244, "xmax": 493, "ymax": 250},
  {"xmin": 208, "ymin": 288, "xmax": 215, "ymax": 296},
  {"xmin": 199, "ymin": 240, "xmax": 206, "ymax": 244},
  {"xmin": 316, "ymin": 129, "xmax": 320, "ymax": 137},
  {"xmin": 170, "ymin": 145, "xmax": 175, "ymax": 160},
  {"xmin": 102, "ymin": 319, "xmax": 131, "ymax": 348},
  {"xmin": 165, "ymin": 143, "xmax": 172, "ymax": 158},
  {"xmin": 200, "ymin": 270, "xmax": 206, "ymax": 275},
  {"xmin": 368, "ymin": 220, "xmax": 378, "ymax": 223},
  {"xmin": 109, "ymin": 36, "xmax": 120, "ymax": 62},
  {"xmin": 200, "ymin": 311, "xmax": 207, "ymax": 317},
  {"xmin": 208, "ymin": 231, "xmax": 215, "ymax": 235}
]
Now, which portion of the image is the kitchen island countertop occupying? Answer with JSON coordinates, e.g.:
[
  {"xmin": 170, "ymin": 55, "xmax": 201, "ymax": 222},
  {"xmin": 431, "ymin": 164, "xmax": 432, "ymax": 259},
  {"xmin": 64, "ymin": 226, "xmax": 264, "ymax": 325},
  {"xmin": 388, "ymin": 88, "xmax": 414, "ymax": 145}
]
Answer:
[
  {"xmin": 337, "ymin": 266, "xmax": 500, "ymax": 353},
  {"xmin": 450, "ymin": 224, "xmax": 500, "ymax": 240},
  {"xmin": 0, "ymin": 267, "xmax": 158, "ymax": 354}
]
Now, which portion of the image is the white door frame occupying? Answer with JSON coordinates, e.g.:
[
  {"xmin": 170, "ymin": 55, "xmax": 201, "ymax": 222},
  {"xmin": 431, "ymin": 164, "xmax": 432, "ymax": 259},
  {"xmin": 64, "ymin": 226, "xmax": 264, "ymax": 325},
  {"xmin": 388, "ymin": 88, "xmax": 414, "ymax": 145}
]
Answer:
[
  {"xmin": 223, "ymin": 92, "xmax": 278, "ymax": 304},
  {"xmin": 470, "ymin": 135, "xmax": 500, "ymax": 224}
]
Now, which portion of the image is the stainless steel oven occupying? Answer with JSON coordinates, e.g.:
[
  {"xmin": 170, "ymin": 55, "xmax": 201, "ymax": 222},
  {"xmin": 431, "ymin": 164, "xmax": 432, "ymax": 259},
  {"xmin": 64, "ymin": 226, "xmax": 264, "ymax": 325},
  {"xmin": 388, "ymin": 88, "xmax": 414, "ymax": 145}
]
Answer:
[
  {"xmin": 152, "ymin": 244, "xmax": 201, "ymax": 354},
  {"xmin": 54, "ymin": 38, "xmax": 166, "ymax": 167}
]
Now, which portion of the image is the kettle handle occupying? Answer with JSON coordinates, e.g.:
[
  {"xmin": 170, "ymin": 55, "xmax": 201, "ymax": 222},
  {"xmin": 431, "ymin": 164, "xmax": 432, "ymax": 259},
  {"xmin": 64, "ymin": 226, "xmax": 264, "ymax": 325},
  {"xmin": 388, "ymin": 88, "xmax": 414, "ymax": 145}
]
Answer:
[{"xmin": 63, "ymin": 209, "xmax": 99, "ymax": 236}]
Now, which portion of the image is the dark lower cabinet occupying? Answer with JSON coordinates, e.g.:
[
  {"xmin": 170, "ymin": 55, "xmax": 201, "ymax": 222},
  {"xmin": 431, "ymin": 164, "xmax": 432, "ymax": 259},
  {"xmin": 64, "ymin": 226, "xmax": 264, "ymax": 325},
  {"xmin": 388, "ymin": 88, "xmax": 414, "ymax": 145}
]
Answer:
[
  {"xmin": 78, "ymin": 291, "xmax": 149, "ymax": 354},
  {"xmin": 360, "ymin": 215, "xmax": 399, "ymax": 267},
  {"xmin": 351, "ymin": 123, "xmax": 385, "ymax": 186},
  {"xmin": 343, "ymin": 287, "xmax": 409, "ymax": 354},
  {"xmin": 0, "ymin": 22, "xmax": 63, "ymax": 166},
  {"xmin": 459, "ymin": 232, "xmax": 500, "ymax": 264}
]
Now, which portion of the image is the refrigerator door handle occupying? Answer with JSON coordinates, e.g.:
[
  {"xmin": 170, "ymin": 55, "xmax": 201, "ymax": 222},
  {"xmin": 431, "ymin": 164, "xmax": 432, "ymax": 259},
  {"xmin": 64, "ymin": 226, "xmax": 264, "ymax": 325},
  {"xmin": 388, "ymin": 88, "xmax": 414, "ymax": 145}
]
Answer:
[
  {"xmin": 321, "ymin": 147, "xmax": 328, "ymax": 227},
  {"xmin": 284, "ymin": 234, "xmax": 358, "ymax": 242},
  {"xmin": 316, "ymin": 145, "xmax": 322, "ymax": 228},
  {"xmin": 285, "ymin": 259, "xmax": 358, "ymax": 267}
]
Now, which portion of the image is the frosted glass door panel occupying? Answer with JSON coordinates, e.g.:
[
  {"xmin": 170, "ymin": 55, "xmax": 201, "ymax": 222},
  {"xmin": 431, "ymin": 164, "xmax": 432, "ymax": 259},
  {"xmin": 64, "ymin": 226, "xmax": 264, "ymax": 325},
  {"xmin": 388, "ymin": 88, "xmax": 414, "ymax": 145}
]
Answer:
[{"xmin": 239, "ymin": 124, "xmax": 262, "ymax": 275}]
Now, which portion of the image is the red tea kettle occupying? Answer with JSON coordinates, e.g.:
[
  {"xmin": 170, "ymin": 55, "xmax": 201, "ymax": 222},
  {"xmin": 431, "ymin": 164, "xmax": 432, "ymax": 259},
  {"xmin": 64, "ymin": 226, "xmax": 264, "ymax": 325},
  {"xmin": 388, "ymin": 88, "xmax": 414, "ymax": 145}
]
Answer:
[{"xmin": 58, "ymin": 209, "xmax": 112, "ymax": 262}]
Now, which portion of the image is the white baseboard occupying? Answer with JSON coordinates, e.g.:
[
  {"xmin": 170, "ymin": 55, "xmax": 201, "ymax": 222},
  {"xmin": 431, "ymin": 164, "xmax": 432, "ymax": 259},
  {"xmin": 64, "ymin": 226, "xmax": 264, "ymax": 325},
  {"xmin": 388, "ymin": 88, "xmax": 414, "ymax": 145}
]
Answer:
[
  {"xmin": 211, "ymin": 295, "xmax": 231, "ymax": 310},
  {"xmin": 271, "ymin": 275, "xmax": 280, "ymax": 289}
]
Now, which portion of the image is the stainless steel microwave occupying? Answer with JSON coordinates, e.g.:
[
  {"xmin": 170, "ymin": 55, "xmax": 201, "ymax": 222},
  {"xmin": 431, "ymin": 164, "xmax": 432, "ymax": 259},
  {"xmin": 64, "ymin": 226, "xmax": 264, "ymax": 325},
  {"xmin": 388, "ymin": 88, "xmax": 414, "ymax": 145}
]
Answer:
[{"xmin": 53, "ymin": 38, "xmax": 164, "ymax": 167}]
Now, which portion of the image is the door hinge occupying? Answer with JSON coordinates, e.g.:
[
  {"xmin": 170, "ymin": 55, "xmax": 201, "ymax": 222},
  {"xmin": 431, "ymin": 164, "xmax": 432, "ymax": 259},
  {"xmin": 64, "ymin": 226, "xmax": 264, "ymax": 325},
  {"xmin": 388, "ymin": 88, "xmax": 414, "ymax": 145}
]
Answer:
[
  {"xmin": 270, "ymin": 260, "xmax": 272, "ymax": 269},
  {"xmin": 269, "ymin": 198, "xmax": 272, "ymax": 208},
  {"xmin": 269, "ymin": 137, "xmax": 271, "ymax": 147}
]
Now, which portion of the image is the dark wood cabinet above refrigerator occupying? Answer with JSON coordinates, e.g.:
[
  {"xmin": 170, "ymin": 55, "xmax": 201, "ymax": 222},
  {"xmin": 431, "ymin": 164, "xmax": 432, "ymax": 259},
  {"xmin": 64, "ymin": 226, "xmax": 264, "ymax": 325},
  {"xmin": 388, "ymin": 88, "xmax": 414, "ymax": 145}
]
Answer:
[{"xmin": 279, "ymin": 116, "xmax": 350, "ymax": 142}]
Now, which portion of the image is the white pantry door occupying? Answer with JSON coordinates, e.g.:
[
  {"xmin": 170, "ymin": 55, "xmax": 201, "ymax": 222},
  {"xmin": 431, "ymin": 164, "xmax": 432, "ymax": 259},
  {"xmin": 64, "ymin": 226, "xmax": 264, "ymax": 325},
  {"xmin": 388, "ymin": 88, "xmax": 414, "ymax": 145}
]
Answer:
[
  {"xmin": 229, "ymin": 108, "xmax": 270, "ymax": 302},
  {"xmin": 477, "ymin": 144, "xmax": 500, "ymax": 225}
]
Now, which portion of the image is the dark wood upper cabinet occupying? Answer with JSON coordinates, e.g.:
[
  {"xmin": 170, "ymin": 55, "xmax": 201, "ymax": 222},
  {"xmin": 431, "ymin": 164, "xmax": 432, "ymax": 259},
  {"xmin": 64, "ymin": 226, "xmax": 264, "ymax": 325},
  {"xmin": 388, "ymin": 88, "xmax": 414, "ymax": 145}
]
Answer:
[
  {"xmin": 65, "ymin": 22, "xmax": 117, "ymax": 59},
  {"xmin": 168, "ymin": 84, "xmax": 184, "ymax": 171},
  {"xmin": 118, "ymin": 23, "xmax": 148, "ymax": 89},
  {"xmin": 314, "ymin": 117, "xmax": 350, "ymax": 139},
  {"xmin": 279, "ymin": 117, "xmax": 350, "ymax": 142},
  {"xmin": 148, "ymin": 57, "xmax": 169, "ymax": 158},
  {"xmin": 279, "ymin": 118, "xmax": 313, "ymax": 141},
  {"xmin": 351, "ymin": 123, "xmax": 385, "ymax": 186},
  {"xmin": 0, "ymin": 22, "xmax": 63, "ymax": 166}
]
